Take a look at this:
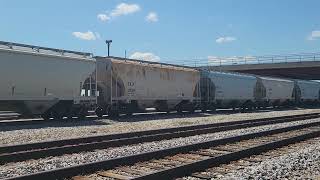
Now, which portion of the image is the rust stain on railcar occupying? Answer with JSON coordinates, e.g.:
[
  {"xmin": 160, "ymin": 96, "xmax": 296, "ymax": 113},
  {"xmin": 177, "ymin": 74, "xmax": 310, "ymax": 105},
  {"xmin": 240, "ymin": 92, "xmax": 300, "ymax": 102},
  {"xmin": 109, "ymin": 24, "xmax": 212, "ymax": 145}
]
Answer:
[
  {"xmin": 111, "ymin": 59, "xmax": 199, "ymax": 78},
  {"xmin": 110, "ymin": 58, "xmax": 201, "ymax": 100}
]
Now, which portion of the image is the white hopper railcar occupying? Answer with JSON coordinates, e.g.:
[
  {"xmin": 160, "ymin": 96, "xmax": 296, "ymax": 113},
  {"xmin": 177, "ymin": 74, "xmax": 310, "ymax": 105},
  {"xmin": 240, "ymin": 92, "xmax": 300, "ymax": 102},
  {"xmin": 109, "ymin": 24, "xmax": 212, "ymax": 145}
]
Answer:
[
  {"xmin": 256, "ymin": 76, "xmax": 295, "ymax": 107},
  {"xmin": 200, "ymin": 71, "xmax": 257, "ymax": 111},
  {"xmin": 294, "ymin": 80, "xmax": 320, "ymax": 105},
  {"xmin": 94, "ymin": 57, "xmax": 201, "ymax": 117},
  {"xmin": 0, "ymin": 41, "xmax": 96, "ymax": 119}
]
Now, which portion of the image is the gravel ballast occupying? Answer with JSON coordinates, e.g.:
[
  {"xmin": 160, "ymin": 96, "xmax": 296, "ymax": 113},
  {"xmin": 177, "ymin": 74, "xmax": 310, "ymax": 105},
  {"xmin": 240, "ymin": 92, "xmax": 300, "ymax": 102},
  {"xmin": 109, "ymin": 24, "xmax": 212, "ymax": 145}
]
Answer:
[
  {"xmin": 219, "ymin": 137, "xmax": 320, "ymax": 180},
  {"xmin": 1, "ymin": 109, "xmax": 320, "ymax": 146},
  {"xmin": 1, "ymin": 117, "xmax": 320, "ymax": 179}
]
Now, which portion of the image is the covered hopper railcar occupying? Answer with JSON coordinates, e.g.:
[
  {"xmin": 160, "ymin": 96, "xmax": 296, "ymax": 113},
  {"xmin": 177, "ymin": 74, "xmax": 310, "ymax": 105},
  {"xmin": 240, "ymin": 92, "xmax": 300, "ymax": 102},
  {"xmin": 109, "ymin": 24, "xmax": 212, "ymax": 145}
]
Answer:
[
  {"xmin": 0, "ymin": 41, "xmax": 97, "ymax": 119},
  {"xmin": 94, "ymin": 57, "xmax": 201, "ymax": 117},
  {"xmin": 200, "ymin": 71, "xmax": 258, "ymax": 111},
  {"xmin": 256, "ymin": 77, "xmax": 295, "ymax": 107},
  {"xmin": 294, "ymin": 80, "xmax": 320, "ymax": 106}
]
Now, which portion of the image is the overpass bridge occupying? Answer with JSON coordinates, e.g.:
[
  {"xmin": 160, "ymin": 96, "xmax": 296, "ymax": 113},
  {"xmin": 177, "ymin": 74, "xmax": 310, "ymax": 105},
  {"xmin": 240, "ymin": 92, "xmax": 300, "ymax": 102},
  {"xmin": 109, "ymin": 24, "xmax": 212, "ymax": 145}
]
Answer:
[{"xmin": 206, "ymin": 53, "xmax": 320, "ymax": 80}]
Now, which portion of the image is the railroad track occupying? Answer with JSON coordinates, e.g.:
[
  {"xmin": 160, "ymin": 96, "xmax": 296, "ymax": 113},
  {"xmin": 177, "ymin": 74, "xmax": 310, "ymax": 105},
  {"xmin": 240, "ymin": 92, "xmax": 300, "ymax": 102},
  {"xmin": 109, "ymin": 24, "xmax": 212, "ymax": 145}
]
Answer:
[
  {"xmin": 1, "ymin": 113, "xmax": 319, "ymax": 165},
  {"xmin": 0, "ymin": 115, "xmax": 98, "ymax": 127},
  {"xmin": 183, "ymin": 137, "xmax": 320, "ymax": 179},
  {"xmin": 5, "ymin": 118, "xmax": 320, "ymax": 180},
  {"xmin": 0, "ymin": 113, "xmax": 319, "ymax": 179},
  {"xmin": 0, "ymin": 108, "xmax": 294, "ymax": 126}
]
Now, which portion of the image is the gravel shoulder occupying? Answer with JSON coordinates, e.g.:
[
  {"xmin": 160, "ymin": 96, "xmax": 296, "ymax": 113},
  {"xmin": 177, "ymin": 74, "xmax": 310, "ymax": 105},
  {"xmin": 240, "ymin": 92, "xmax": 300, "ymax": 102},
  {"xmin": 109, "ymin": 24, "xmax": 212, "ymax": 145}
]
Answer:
[{"xmin": 0, "ymin": 108, "xmax": 320, "ymax": 146}]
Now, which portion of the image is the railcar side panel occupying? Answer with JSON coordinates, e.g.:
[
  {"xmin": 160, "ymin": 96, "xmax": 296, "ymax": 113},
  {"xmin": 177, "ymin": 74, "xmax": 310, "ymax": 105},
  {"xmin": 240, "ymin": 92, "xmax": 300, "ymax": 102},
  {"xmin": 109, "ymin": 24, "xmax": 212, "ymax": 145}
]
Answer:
[
  {"xmin": 96, "ymin": 57, "xmax": 200, "ymax": 113},
  {"xmin": 203, "ymin": 71, "xmax": 257, "ymax": 108},
  {"xmin": 258, "ymin": 77, "xmax": 294, "ymax": 103},
  {"xmin": 296, "ymin": 80, "xmax": 320, "ymax": 101},
  {"xmin": 0, "ymin": 48, "xmax": 96, "ymax": 115}
]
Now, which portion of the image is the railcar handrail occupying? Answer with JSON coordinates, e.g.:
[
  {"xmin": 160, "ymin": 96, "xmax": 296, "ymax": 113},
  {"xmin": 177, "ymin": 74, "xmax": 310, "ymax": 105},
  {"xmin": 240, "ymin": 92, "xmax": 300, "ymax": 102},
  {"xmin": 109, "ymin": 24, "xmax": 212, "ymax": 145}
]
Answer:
[{"xmin": 0, "ymin": 40, "xmax": 93, "ymax": 58}]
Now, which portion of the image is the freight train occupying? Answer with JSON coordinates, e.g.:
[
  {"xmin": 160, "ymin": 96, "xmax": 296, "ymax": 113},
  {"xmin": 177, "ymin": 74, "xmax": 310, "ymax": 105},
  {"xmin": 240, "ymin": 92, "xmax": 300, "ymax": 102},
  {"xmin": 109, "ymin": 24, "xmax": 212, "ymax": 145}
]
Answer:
[{"xmin": 0, "ymin": 41, "xmax": 319, "ymax": 119}]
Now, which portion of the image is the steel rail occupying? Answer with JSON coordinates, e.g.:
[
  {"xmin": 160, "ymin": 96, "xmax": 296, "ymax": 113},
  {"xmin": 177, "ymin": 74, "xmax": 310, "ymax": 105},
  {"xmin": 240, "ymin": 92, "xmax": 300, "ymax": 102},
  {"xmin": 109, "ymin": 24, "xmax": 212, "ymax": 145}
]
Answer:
[
  {"xmin": 0, "ymin": 115, "xmax": 98, "ymax": 127},
  {"xmin": 0, "ymin": 113, "xmax": 319, "ymax": 165},
  {"xmin": 4, "ymin": 120, "xmax": 320, "ymax": 180}
]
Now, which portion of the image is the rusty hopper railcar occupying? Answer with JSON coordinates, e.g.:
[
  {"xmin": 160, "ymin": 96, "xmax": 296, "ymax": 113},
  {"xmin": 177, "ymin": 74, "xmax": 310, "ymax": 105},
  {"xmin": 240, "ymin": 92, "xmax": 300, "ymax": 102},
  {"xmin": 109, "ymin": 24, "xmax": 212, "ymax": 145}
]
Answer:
[
  {"xmin": 94, "ymin": 57, "xmax": 201, "ymax": 117},
  {"xmin": 0, "ymin": 41, "xmax": 96, "ymax": 119}
]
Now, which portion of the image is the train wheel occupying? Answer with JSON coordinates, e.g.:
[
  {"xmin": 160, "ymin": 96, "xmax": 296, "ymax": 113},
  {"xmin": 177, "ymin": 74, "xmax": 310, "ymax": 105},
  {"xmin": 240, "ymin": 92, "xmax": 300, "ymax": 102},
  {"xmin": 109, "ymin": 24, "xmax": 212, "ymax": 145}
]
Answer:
[{"xmin": 95, "ymin": 107, "xmax": 104, "ymax": 118}]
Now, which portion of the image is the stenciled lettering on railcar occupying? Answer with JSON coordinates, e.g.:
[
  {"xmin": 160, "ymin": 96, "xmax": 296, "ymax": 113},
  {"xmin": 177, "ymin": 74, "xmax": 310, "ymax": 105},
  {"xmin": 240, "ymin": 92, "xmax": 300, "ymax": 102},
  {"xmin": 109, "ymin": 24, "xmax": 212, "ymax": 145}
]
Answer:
[
  {"xmin": 128, "ymin": 82, "xmax": 135, "ymax": 86},
  {"xmin": 127, "ymin": 81, "xmax": 136, "ymax": 96}
]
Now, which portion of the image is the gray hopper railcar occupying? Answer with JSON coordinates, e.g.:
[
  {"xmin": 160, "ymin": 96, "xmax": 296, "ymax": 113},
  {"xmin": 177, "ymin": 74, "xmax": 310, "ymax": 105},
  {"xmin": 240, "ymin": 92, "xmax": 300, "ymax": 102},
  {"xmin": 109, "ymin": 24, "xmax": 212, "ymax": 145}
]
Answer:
[
  {"xmin": 294, "ymin": 80, "xmax": 320, "ymax": 106},
  {"xmin": 256, "ymin": 76, "xmax": 295, "ymax": 108},
  {"xmin": 199, "ymin": 71, "xmax": 258, "ymax": 111},
  {"xmin": 199, "ymin": 71, "xmax": 302, "ymax": 111}
]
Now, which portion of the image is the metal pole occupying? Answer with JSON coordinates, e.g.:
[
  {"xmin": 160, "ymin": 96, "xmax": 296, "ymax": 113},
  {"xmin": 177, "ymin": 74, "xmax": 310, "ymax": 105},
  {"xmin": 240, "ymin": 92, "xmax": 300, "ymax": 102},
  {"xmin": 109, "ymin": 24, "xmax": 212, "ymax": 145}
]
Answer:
[
  {"xmin": 105, "ymin": 40, "xmax": 112, "ymax": 57},
  {"xmin": 107, "ymin": 44, "xmax": 110, "ymax": 57}
]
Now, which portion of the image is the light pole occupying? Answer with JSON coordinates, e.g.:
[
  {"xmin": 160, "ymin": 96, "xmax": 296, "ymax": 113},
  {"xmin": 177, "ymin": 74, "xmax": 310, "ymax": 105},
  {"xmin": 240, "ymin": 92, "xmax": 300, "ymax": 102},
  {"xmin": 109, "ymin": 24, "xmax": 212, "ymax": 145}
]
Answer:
[{"xmin": 105, "ymin": 40, "xmax": 112, "ymax": 57}]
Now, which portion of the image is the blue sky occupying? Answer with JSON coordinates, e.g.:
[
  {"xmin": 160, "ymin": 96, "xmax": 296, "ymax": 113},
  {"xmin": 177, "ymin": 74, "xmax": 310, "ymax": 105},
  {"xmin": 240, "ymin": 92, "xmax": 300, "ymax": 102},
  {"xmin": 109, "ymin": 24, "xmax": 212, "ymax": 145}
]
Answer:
[{"xmin": 1, "ymin": 0, "xmax": 320, "ymax": 63}]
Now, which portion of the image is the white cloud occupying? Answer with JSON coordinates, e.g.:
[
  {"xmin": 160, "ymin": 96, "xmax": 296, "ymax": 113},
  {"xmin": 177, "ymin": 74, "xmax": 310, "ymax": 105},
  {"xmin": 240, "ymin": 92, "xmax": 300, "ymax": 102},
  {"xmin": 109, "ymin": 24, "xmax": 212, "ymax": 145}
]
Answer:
[
  {"xmin": 72, "ymin": 31, "xmax": 97, "ymax": 41},
  {"xmin": 146, "ymin": 12, "xmax": 158, "ymax": 22},
  {"xmin": 110, "ymin": 3, "xmax": 140, "ymax": 17},
  {"xmin": 130, "ymin": 52, "xmax": 160, "ymax": 62},
  {"xmin": 307, "ymin": 30, "xmax": 320, "ymax": 40},
  {"xmin": 216, "ymin": 36, "xmax": 237, "ymax": 43},
  {"xmin": 97, "ymin": 3, "xmax": 140, "ymax": 22},
  {"xmin": 97, "ymin": 13, "xmax": 110, "ymax": 22}
]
